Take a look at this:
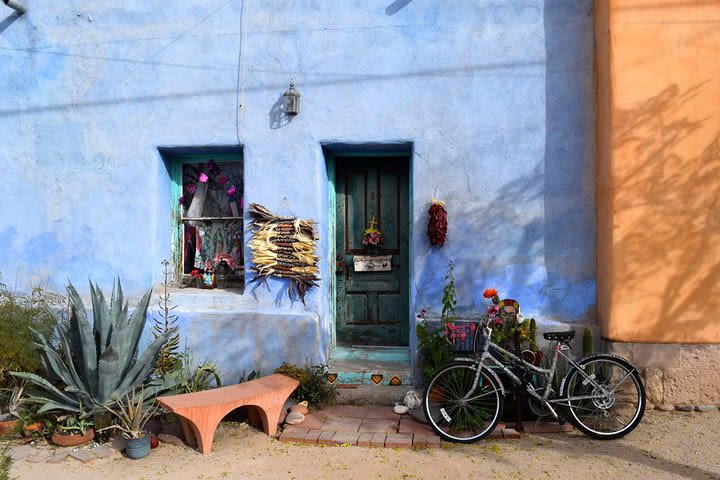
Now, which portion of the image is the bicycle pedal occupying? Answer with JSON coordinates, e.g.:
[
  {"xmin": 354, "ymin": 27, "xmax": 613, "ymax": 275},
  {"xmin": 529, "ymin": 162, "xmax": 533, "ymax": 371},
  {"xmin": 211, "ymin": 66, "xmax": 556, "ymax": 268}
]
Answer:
[{"xmin": 557, "ymin": 416, "xmax": 566, "ymax": 425}]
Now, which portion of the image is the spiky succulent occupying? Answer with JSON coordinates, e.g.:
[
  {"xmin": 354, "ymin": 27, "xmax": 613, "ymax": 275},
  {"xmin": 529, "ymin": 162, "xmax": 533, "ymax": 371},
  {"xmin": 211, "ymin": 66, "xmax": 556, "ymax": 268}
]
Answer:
[{"xmin": 12, "ymin": 280, "xmax": 176, "ymax": 416}]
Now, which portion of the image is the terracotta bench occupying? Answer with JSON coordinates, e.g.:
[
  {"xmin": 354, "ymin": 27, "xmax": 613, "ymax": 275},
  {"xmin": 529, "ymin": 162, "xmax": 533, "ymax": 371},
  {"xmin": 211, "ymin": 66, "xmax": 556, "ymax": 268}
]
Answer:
[{"xmin": 156, "ymin": 373, "xmax": 299, "ymax": 455}]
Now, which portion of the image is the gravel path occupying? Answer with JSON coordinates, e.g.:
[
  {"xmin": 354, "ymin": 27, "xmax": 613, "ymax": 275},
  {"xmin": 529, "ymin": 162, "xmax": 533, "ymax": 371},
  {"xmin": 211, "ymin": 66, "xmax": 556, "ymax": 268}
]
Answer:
[{"xmin": 9, "ymin": 410, "xmax": 720, "ymax": 480}]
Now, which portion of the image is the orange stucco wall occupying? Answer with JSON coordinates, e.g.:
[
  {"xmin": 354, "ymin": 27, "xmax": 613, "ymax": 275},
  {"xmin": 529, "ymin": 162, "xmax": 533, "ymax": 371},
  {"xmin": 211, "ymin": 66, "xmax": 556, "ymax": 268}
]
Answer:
[{"xmin": 596, "ymin": 0, "xmax": 720, "ymax": 343}]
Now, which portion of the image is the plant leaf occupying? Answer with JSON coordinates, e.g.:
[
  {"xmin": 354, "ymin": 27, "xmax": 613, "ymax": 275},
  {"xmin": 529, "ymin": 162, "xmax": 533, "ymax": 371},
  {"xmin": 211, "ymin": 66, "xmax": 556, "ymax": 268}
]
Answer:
[
  {"xmin": 67, "ymin": 283, "xmax": 98, "ymax": 395},
  {"xmin": 112, "ymin": 328, "xmax": 176, "ymax": 398},
  {"xmin": 116, "ymin": 287, "xmax": 153, "ymax": 380},
  {"xmin": 9, "ymin": 371, "xmax": 78, "ymax": 406},
  {"xmin": 90, "ymin": 281, "xmax": 111, "ymax": 357}
]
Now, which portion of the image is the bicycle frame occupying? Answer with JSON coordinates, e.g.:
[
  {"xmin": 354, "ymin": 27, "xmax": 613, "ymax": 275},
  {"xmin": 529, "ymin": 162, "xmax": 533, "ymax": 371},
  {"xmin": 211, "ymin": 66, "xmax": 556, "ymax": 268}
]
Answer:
[{"xmin": 457, "ymin": 323, "xmax": 614, "ymax": 421}]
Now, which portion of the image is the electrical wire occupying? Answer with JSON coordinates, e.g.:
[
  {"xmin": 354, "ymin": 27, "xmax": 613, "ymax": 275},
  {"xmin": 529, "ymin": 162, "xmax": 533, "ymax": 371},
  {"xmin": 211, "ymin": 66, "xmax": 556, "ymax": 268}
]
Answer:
[{"xmin": 235, "ymin": 0, "xmax": 249, "ymax": 146}]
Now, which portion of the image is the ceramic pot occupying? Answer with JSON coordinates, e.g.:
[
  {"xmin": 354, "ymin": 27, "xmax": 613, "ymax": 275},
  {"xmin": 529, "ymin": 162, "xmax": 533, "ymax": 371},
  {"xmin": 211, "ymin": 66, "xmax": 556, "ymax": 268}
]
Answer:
[
  {"xmin": 51, "ymin": 428, "xmax": 95, "ymax": 447},
  {"xmin": 21, "ymin": 421, "xmax": 43, "ymax": 436},
  {"xmin": 0, "ymin": 419, "xmax": 17, "ymax": 436},
  {"xmin": 125, "ymin": 431, "xmax": 151, "ymax": 459}
]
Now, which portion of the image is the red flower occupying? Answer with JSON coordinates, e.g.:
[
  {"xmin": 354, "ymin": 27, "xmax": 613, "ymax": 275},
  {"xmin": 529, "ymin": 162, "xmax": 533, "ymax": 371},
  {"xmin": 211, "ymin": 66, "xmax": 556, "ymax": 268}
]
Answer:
[{"xmin": 483, "ymin": 288, "xmax": 498, "ymax": 299}]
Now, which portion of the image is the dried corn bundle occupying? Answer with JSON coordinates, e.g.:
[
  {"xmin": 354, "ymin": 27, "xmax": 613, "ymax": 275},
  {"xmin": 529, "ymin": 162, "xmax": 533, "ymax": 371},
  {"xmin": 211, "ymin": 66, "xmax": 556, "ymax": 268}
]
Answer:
[
  {"xmin": 427, "ymin": 198, "xmax": 448, "ymax": 246},
  {"xmin": 248, "ymin": 203, "xmax": 320, "ymax": 304}
]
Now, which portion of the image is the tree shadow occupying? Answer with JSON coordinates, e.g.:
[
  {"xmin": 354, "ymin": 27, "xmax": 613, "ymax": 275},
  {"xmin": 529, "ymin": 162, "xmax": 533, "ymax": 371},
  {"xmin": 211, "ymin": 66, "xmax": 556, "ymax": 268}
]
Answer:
[{"xmin": 608, "ymin": 81, "xmax": 720, "ymax": 341}]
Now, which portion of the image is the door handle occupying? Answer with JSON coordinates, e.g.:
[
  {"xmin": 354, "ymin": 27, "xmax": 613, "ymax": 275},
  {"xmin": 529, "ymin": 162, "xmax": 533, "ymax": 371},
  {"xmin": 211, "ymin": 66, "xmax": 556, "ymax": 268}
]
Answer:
[{"xmin": 335, "ymin": 255, "xmax": 345, "ymax": 274}]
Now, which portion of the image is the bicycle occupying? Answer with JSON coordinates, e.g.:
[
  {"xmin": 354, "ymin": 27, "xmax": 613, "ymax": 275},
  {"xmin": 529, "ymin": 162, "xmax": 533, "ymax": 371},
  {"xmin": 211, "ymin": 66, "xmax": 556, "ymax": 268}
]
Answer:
[{"xmin": 423, "ymin": 316, "xmax": 646, "ymax": 443}]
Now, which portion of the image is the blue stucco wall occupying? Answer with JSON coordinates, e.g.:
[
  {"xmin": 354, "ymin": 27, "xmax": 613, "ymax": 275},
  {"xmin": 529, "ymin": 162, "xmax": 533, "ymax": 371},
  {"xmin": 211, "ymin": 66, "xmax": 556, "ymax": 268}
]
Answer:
[{"xmin": 0, "ymin": 1, "xmax": 595, "ymax": 383}]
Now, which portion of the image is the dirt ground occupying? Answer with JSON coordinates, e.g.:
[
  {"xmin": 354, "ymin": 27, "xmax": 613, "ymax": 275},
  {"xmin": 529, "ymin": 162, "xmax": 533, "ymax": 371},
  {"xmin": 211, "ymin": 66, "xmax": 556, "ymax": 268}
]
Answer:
[{"xmin": 9, "ymin": 410, "xmax": 720, "ymax": 480}]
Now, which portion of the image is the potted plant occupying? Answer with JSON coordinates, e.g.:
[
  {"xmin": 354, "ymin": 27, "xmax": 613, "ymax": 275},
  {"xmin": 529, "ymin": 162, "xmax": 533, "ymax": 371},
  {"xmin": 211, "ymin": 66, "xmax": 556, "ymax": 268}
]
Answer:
[
  {"xmin": 51, "ymin": 413, "xmax": 94, "ymax": 447},
  {"xmin": 212, "ymin": 253, "xmax": 238, "ymax": 289},
  {"xmin": 0, "ymin": 385, "xmax": 24, "ymax": 435},
  {"xmin": 101, "ymin": 389, "xmax": 159, "ymax": 459}
]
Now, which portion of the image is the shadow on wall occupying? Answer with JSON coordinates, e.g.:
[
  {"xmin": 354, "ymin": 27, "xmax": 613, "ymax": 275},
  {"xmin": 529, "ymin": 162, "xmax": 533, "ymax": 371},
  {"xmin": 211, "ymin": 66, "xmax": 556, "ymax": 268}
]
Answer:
[
  {"xmin": 413, "ymin": 2, "xmax": 597, "ymax": 323},
  {"xmin": 413, "ymin": 161, "xmax": 547, "ymax": 314},
  {"xmin": 544, "ymin": 0, "xmax": 596, "ymax": 320},
  {"xmin": 269, "ymin": 94, "xmax": 294, "ymax": 129},
  {"xmin": 611, "ymin": 82, "xmax": 720, "ymax": 341}
]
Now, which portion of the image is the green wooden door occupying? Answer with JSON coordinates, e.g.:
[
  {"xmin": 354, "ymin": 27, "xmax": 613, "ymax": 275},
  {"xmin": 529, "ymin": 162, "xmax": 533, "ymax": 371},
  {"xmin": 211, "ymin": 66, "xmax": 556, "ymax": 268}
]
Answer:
[{"xmin": 335, "ymin": 157, "xmax": 409, "ymax": 346}]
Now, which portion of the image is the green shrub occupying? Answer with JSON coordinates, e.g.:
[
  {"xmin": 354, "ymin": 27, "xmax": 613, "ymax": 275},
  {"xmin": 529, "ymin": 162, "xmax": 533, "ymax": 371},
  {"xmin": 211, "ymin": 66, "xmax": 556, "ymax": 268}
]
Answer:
[
  {"xmin": 174, "ymin": 348, "xmax": 222, "ymax": 393},
  {"xmin": 12, "ymin": 279, "xmax": 177, "ymax": 416},
  {"xmin": 274, "ymin": 363, "xmax": 336, "ymax": 406},
  {"xmin": 416, "ymin": 319, "xmax": 454, "ymax": 382},
  {"xmin": 0, "ymin": 444, "xmax": 11, "ymax": 480},
  {"xmin": 0, "ymin": 282, "xmax": 62, "ymax": 387}
]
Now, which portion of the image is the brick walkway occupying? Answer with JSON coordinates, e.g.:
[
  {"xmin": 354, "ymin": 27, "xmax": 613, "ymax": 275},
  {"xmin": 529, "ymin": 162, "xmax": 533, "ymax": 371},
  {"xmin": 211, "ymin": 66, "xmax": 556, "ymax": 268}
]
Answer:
[{"xmin": 278, "ymin": 405, "xmax": 570, "ymax": 448}]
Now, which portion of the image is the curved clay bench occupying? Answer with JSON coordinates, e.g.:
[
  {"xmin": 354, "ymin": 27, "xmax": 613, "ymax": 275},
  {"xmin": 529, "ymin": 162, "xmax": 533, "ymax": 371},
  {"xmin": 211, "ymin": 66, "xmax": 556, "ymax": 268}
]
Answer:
[{"xmin": 156, "ymin": 373, "xmax": 299, "ymax": 455}]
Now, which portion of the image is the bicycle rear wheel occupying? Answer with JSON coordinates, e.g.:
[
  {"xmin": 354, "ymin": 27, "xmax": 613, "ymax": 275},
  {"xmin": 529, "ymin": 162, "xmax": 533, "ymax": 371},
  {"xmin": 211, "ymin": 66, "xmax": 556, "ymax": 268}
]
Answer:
[
  {"xmin": 562, "ymin": 354, "xmax": 645, "ymax": 439},
  {"xmin": 424, "ymin": 362, "xmax": 503, "ymax": 443}
]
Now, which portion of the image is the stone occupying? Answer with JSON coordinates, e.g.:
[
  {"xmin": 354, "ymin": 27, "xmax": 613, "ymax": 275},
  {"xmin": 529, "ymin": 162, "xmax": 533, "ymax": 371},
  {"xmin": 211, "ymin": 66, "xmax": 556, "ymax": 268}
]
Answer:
[
  {"xmin": 284, "ymin": 411, "xmax": 305, "ymax": 425},
  {"xmin": 277, "ymin": 410, "xmax": 287, "ymax": 425},
  {"xmin": 27, "ymin": 452, "xmax": 51, "ymax": 463},
  {"xmin": 403, "ymin": 390, "xmax": 422, "ymax": 410},
  {"xmin": 8, "ymin": 446, "xmax": 35, "ymax": 461},
  {"xmin": 47, "ymin": 449, "xmax": 71, "ymax": 464},
  {"xmin": 643, "ymin": 368, "xmax": 664, "ymax": 405},
  {"xmin": 393, "ymin": 405, "xmax": 409, "ymax": 415},
  {"xmin": 695, "ymin": 405, "xmax": 718, "ymax": 412},
  {"xmin": 158, "ymin": 433, "xmax": 186, "ymax": 446},
  {"xmin": 69, "ymin": 449, "xmax": 96, "ymax": 464},
  {"xmin": 675, "ymin": 404, "xmax": 694, "ymax": 412},
  {"xmin": 656, "ymin": 404, "xmax": 675, "ymax": 412},
  {"xmin": 604, "ymin": 341, "xmax": 634, "ymax": 362},
  {"xmin": 633, "ymin": 344, "xmax": 681, "ymax": 369},
  {"xmin": 663, "ymin": 367, "xmax": 720, "ymax": 405},
  {"xmin": 89, "ymin": 444, "xmax": 115, "ymax": 459},
  {"xmin": 679, "ymin": 344, "xmax": 720, "ymax": 371},
  {"xmin": 289, "ymin": 403, "xmax": 309, "ymax": 415}
]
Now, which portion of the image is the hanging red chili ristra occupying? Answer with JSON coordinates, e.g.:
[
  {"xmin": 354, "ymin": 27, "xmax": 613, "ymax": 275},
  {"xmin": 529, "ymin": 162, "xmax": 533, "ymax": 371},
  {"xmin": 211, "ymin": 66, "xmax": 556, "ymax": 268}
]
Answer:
[{"xmin": 427, "ymin": 200, "xmax": 448, "ymax": 246}]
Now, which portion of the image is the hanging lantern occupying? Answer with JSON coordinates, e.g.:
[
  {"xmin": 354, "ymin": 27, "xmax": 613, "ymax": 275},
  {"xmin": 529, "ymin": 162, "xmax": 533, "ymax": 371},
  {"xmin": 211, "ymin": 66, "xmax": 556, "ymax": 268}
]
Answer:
[
  {"xmin": 427, "ymin": 198, "xmax": 448, "ymax": 246},
  {"xmin": 283, "ymin": 82, "xmax": 301, "ymax": 116}
]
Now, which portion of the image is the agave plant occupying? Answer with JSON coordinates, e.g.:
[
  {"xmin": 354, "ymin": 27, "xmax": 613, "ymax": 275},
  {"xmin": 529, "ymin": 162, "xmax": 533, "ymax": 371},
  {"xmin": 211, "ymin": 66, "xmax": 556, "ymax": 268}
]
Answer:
[{"xmin": 11, "ymin": 280, "xmax": 177, "ymax": 416}]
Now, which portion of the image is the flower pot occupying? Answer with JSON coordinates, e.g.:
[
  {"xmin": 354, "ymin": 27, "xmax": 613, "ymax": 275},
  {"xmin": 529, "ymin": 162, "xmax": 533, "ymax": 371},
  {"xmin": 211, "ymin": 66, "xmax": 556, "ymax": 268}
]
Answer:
[
  {"xmin": 125, "ymin": 431, "xmax": 151, "ymax": 459},
  {"xmin": 0, "ymin": 418, "xmax": 17, "ymax": 436},
  {"xmin": 51, "ymin": 428, "xmax": 94, "ymax": 447},
  {"xmin": 21, "ymin": 421, "xmax": 43, "ymax": 437}
]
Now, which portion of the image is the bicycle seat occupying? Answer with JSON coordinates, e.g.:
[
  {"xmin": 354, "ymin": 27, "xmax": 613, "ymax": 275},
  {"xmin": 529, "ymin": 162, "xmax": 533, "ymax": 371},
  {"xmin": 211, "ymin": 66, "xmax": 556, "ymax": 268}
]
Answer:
[{"xmin": 543, "ymin": 330, "xmax": 575, "ymax": 341}]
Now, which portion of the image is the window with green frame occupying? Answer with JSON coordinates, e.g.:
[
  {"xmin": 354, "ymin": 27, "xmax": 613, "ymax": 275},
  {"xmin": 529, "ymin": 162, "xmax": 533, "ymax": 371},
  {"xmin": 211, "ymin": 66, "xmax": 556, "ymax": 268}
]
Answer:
[{"xmin": 173, "ymin": 153, "xmax": 244, "ymax": 288}]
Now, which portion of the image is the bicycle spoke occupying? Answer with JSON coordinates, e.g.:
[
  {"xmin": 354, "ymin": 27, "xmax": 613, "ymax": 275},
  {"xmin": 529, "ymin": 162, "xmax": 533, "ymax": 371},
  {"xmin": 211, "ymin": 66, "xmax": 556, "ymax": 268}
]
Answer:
[
  {"xmin": 425, "ymin": 363, "xmax": 503, "ymax": 442},
  {"xmin": 564, "ymin": 356, "xmax": 644, "ymax": 438}
]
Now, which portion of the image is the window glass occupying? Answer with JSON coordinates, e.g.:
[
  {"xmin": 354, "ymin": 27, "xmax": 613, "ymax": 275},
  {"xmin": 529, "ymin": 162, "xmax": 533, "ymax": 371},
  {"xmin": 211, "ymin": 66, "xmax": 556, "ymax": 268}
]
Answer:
[{"xmin": 178, "ymin": 159, "xmax": 243, "ymax": 285}]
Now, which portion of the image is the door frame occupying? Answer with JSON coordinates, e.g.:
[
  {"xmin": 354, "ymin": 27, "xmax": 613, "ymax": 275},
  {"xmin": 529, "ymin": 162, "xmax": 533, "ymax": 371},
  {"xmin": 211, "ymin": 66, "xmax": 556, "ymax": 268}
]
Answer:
[{"xmin": 323, "ymin": 144, "xmax": 413, "ymax": 348}]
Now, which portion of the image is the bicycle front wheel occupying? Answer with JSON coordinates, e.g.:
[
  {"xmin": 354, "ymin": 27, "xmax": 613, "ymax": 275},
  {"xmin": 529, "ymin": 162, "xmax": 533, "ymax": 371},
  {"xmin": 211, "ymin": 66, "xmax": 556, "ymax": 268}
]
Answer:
[
  {"xmin": 424, "ymin": 362, "xmax": 503, "ymax": 443},
  {"xmin": 562, "ymin": 354, "xmax": 645, "ymax": 439}
]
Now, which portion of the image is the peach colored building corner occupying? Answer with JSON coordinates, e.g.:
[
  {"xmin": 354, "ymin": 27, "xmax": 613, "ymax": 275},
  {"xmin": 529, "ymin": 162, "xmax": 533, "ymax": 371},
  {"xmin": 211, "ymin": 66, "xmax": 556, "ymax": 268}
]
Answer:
[{"xmin": 596, "ymin": 0, "xmax": 720, "ymax": 345}]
